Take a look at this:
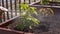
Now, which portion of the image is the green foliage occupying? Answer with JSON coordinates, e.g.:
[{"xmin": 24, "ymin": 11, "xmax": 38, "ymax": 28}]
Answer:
[
  {"xmin": 16, "ymin": 3, "xmax": 40, "ymax": 30},
  {"xmin": 40, "ymin": 0, "xmax": 50, "ymax": 4},
  {"xmin": 20, "ymin": 4, "xmax": 29, "ymax": 10},
  {"xmin": 39, "ymin": 8, "xmax": 54, "ymax": 16}
]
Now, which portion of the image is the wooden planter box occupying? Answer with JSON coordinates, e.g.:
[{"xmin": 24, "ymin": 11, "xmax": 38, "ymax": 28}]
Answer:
[
  {"xmin": 0, "ymin": 28, "xmax": 23, "ymax": 34},
  {"xmin": 0, "ymin": 2, "xmax": 60, "ymax": 34},
  {"xmin": 0, "ymin": 16, "xmax": 34, "ymax": 34}
]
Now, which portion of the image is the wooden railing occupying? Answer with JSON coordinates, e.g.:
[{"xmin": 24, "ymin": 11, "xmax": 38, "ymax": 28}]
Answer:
[{"xmin": 0, "ymin": 0, "xmax": 40, "ymax": 23}]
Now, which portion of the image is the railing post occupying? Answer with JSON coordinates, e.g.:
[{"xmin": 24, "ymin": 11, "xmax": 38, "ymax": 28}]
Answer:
[
  {"xmin": 10, "ymin": 0, "xmax": 13, "ymax": 18},
  {"xmin": 29, "ymin": 0, "xmax": 31, "ymax": 4},
  {"xmin": 15, "ymin": 0, "xmax": 17, "ymax": 16},
  {"xmin": 24, "ymin": 0, "xmax": 26, "ymax": 4},
  {"xmin": 2, "ymin": 0, "xmax": 4, "ymax": 7},
  {"xmin": 6, "ymin": 0, "xmax": 9, "ymax": 20},
  {"xmin": 0, "ymin": 0, "xmax": 1, "ymax": 6},
  {"xmin": 34, "ymin": 0, "xmax": 36, "ymax": 2},
  {"xmin": 19, "ymin": 0, "xmax": 21, "ymax": 15}
]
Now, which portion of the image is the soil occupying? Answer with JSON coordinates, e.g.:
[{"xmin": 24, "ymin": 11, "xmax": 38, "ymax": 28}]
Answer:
[{"xmin": 5, "ymin": 20, "xmax": 49, "ymax": 34}]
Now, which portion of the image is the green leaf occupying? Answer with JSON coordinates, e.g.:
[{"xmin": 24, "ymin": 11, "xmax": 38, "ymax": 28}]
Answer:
[
  {"xmin": 21, "ymin": 11, "xmax": 26, "ymax": 16},
  {"xmin": 31, "ymin": 17, "xmax": 40, "ymax": 25},
  {"xmin": 27, "ymin": 17, "xmax": 40, "ymax": 25},
  {"xmin": 20, "ymin": 3, "xmax": 29, "ymax": 10},
  {"xmin": 16, "ymin": 24, "xmax": 25, "ymax": 30},
  {"xmin": 30, "ymin": 7, "xmax": 38, "ymax": 15}
]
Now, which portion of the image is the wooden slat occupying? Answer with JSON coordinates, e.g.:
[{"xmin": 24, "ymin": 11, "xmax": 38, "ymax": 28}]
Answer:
[
  {"xmin": 10, "ymin": 0, "xmax": 13, "ymax": 18},
  {"xmin": 14, "ymin": 0, "xmax": 17, "ymax": 16},
  {"xmin": 34, "ymin": 0, "xmax": 36, "ymax": 2},
  {"xmin": 2, "ymin": 0, "xmax": 4, "ymax": 7},
  {"xmin": 29, "ymin": 0, "xmax": 31, "ymax": 4},
  {"xmin": 24, "ymin": 0, "xmax": 25, "ymax": 4}
]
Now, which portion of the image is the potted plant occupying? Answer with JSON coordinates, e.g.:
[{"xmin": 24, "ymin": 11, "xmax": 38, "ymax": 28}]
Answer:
[{"xmin": 14, "ymin": 3, "xmax": 40, "ymax": 33}]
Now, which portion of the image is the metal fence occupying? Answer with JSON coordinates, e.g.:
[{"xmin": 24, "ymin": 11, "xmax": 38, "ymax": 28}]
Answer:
[{"xmin": 0, "ymin": 0, "xmax": 40, "ymax": 22}]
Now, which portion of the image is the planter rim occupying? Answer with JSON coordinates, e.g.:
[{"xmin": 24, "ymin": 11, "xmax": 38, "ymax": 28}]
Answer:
[
  {"xmin": 30, "ymin": 4, "xmax": 60, "ymax": 9},
  {"xmin": 0, "ymin": 27, "xmax": 34, "ymax": 34},
  {"xmin": 30, "ymin": 5, "xmax": 60, "ymax": 8},
  {"xmin": 0, "ymin": 27, "xmax": 24, "ymax": 34},
  {"xmin": 0, "ymin": 16, "xmax": 19, "ymax": 26}
]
